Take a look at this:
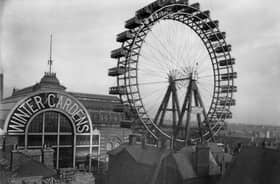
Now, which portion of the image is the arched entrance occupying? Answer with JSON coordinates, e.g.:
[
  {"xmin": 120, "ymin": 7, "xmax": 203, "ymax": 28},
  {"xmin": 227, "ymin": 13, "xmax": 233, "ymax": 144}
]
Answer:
[
  {"xmin": 27, "ymin": 111, "xmax": 74, "ymax": 168},
  {"xmin": 4, "ymin": 91, "xmax": 98, "ymax": 170}
]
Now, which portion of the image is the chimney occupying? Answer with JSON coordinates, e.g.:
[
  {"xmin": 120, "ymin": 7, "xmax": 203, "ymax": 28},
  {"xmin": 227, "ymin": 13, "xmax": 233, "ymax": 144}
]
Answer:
[
  {"xmin": 157, "ymin": 138, "xmax": 163, "ymax": 148},
  {"xmin": 128, "ymin": 134, "xmax": 138, "ymax": 145},
  {"xmin": 0, "ymin": 73, "xmax": 3, "ymax": 101},
  {"xmin": 195, "ymin": 144, "xmax": 210, "ymax": 176},
  {"xmin": 157, "ymin": 137, "xmax": 171, "ymax": 150},
  {"xmin": 141, "ymin": 136, "xmax": 147, "ymax": 149}
]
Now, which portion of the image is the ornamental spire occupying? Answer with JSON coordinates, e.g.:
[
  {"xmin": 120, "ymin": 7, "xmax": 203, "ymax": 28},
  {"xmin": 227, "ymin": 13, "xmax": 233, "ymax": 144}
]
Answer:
[{"xmin": 48, "ymin": 34, "xmax": 53, "ymax": 74}]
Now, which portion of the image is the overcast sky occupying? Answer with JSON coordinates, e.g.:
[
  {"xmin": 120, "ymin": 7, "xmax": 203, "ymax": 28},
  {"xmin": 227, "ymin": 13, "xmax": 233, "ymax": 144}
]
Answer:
[{"xmin": 1, "ymin": 0, "xmax": 280, "ymax": 125}]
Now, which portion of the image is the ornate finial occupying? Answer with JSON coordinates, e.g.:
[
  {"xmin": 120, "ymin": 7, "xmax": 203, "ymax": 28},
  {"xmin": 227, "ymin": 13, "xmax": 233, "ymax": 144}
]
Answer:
[{"xmin": 48, "ymin": 34, "xmax": 53, "ymax": 74}]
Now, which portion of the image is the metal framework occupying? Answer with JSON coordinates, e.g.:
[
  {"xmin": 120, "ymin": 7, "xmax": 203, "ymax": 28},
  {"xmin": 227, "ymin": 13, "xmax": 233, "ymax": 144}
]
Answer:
[{"xmin": 109, "ymin": 0, "xmax": 237, "ymax": 145}]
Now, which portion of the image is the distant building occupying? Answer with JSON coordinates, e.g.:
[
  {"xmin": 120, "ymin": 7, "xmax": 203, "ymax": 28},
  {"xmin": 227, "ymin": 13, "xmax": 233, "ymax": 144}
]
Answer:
[{"xmin": 266, "ymin": 130, "xmax": 270, "ymax": 138}]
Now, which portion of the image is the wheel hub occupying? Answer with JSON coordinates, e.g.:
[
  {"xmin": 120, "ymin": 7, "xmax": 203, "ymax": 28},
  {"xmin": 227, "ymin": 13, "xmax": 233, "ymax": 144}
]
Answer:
[{"xmin": 167, "ymin": 66, "xmax": 198, "ymax": 89}]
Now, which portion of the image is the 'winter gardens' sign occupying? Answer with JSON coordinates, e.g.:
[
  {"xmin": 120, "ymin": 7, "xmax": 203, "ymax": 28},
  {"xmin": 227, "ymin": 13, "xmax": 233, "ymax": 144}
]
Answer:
[{"xmin": 6, "ymin": 91, "xmax": 91, "ymax": 134}]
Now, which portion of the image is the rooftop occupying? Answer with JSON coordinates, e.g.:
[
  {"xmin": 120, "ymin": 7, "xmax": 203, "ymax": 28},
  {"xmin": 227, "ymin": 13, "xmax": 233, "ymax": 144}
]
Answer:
[
  {"xmin": 221, "ymin": 146, "xmax": 280, "ymax": 184},
  {"xmin": 1, "ymin": 71, "xmax": 119, "ymax": 105}
]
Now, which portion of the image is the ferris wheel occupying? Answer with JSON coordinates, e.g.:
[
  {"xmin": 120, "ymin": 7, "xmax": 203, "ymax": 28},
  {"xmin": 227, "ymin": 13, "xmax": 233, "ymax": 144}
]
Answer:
[{"xmin": 109, "ymin": 0, "xmax": 237, "ymax": 145}]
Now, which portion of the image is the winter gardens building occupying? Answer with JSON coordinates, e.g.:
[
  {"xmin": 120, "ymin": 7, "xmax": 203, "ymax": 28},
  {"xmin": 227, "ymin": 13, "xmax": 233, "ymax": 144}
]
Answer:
[{"xmin": 0, "ymin": 67, "xmax": 132, "ymax": 170}]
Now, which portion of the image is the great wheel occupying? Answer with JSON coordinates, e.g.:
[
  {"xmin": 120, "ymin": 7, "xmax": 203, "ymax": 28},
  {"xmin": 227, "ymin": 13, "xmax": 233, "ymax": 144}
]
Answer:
[{"xmin": 109, "ymin": 0, "xmax": 237, "ymax": 145}]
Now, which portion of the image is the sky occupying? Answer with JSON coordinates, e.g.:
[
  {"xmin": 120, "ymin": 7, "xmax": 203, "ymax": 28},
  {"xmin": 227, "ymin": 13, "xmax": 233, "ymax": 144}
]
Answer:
[{"xmin": 1, "ymin": 0, "xmax": 280, "ymax": 125}]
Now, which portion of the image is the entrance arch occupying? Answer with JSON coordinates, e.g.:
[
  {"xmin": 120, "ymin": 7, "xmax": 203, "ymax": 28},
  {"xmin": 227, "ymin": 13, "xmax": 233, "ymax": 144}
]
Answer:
[{"xmin": 4, "ymin": 90, "xmax": 97, "ymax": 170}]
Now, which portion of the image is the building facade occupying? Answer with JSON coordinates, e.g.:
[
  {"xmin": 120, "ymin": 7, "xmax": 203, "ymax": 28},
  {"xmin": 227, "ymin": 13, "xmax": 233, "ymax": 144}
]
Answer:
[{"xmin": 0, "ymin": 71, "xmax": 132, "ymax": 170}]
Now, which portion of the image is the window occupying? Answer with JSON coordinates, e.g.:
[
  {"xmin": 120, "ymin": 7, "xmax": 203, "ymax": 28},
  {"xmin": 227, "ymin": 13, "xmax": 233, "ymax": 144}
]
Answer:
[
  {"xmin": 27, "ymin": 111, "xmax": 74, "ymax": 169},
  {"xmin": 25, "ymin": 110, "xmax": 99, "ymax": 170},
  {"xmin": 45, "ymin": 112, "xmax": 58, "ymax": 132},
  {"xmin": 106, "ymin": 142, "xmax": 113, "ymax": 151},
  {"xmin": 77, "ymin": 135, "xmax": 90, "ymax": 145},
  {"xmin": 28, "ymin": 114, "xmax": 43, "ymax": 132},
  {"xmin": 60, "ymin": 135, "xmax": 73, "ymax": 145},
  {"xmin": 92, "ymin": 135, "xmax": 99, "ymax": 145},
  {"xmin": 44, "ymin": 135, "xmax": 57, "ymax": 146},
  {"xmin": 60, "ymin": 115, "xmax": 72, "ymax": 132},
  {"xmin": 28, "ymin": 135, "xmax": 42, "ymax": 147}
]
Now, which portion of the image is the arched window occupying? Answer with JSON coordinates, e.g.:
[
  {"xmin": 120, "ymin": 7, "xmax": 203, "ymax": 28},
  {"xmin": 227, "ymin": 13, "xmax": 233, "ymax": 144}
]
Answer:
[{"xmin": 27, "ymin": 111, "xmax": 74, "ymax": 168}]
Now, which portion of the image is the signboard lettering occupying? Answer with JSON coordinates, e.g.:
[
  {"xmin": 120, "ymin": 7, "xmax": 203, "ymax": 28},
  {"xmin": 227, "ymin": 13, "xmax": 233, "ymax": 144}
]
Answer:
[{"xmin": 7, "ymin": 92, "xmax": 91, "ymax": 134}]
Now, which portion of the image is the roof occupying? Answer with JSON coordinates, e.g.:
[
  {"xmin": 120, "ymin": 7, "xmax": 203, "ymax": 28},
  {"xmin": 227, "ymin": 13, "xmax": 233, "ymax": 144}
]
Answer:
[
  {"xmin": 109, "ymin": 144, "xmax": 221, "ymax": 181},
  {"xmin": 173, "ymin": 145, "xmax": 221, "ymax": 179},
  {"xmin": 69, "ymin": 92, "xmax": 120, "ymax": 102},
  {"xmin": 75, "ymin": 98, "xmax": 120, "ymax": 111},
  {"xmin": 9, "ymin": 73, "xmax": 66, "ymax": 98},
  {"xmin": 1, "ymin": 93, "xmax": 29, "ymax": 103},
  {"xmin": 108, "ymin": 143, "xmax": 170, "ymax": 166},
  {"xmin": 11, "ymin": 152, "xmax": 56, "ymax": 178},
  {"xmin": 221, "ymin": 146, "xmax": 280, "ymax": 184},
  {"xmin": 208, "ymin": 142, "xmax": 223, "ymax": 153},
  {"xmin": 13, "ymin": 159, "xmax": 56, "ymax": 178},
  {"xmin": 0, "ymin": 73, "xmax": 123, "ymax": 127},
  {"xmin": 1, "ymin": 71, "xmax": 120, "ymax": 108},
  {"xmin": 173, "ymin": 146, "xmax": 197, "ymax": 179},
  {"xmin": 215, "ymin": 136, "xmax": 251, "ymax": 145}
]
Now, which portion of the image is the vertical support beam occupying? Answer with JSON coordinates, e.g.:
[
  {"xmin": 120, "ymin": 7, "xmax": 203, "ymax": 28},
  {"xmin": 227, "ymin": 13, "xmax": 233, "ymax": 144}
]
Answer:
[
  {"xmin": 184, "ymin": 88, "xmax": 193, "ymax": 144},
  {"xmin": 194, "ymin": 83, "xmax": 215, "ymax": 142},
  {"xmin": 171, "ymin": 83, "xmax": 177, "ymax": 139},
  {"xmin": 171, "ymin": 82, "xmax": 181, "ymax": 118},
  {"xmin": 175, "ymin": 79, "xmax": 193, "ymax": 140},
  {"xmin": 171, "ymin": 84, "xmax": 181, "ymax": 149},
  {"xmin": 158, "ymin": 87, "xmax": 171, "ymax": 127},
  {"xmin": 151, "ymin": 74, "xmax": 215, "ymax": 145},
  {"xmin": 193, "ymin": 89, "xmax": 203, "ymax": 143},
  {"xmin": 154, "ymin": 85, "xmax": 171, "ymax": 124}
]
